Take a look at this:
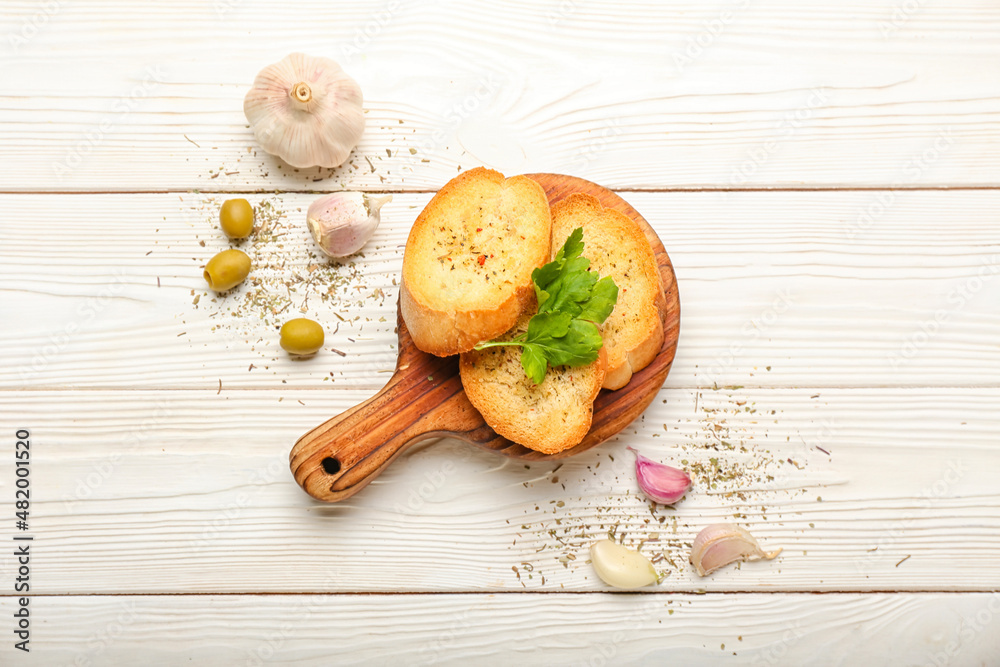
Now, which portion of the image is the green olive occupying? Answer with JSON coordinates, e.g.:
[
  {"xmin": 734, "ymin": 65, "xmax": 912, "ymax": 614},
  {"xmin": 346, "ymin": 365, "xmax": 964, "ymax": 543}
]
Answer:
[
  {"xmin": 219, "ymin": 198, "xmax": 254, "ymax": 239},
  {"xmin": 280, "ymin": 318, "xmax": 325, "ymax": 356},
  {"xmin": 203, "ymin": 249, "xmax": 251, "ymax": 291}
]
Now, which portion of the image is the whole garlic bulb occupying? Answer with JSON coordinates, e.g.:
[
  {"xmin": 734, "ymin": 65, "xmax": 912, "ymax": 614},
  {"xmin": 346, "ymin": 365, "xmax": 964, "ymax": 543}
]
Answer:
[
  {"xmin": 243, "ymin": 53, "xmax": 365, "ymax": 169},
  {"xmin": 307, "ymin": 192, "xmax": 391, "ymax": 258}
]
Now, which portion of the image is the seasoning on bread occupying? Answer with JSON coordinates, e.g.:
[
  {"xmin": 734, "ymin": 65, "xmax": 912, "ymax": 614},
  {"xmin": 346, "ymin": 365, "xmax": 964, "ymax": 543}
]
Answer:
[
  {"xmin": 470, "ymin": 225, "xmax": 618, "ymax": 385},
  {"xmin": 460, "ymin": 307, "xmax": 606, "ymax": 454},
  {"xmin": 550, "ymin": 194, "xmax": 665, "ymax": 390},
  {"xmin": 400, "ymin": 167, "xmax": 551, "ymax": 356}
]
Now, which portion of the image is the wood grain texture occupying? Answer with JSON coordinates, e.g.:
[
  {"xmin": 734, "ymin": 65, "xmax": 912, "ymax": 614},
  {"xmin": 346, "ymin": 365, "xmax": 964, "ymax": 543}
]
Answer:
[
  {"xmin": 2, "ymin": 190, "xmax": 998, "ymax": 390},
  {"xmin": 3, "ymin": 1, "xmax": 998, "ymax": 660},
  {"xmin": 290, "ymin": 174, "xmax": 680, "ymax": 501},
  {"xmin": 3, "ymin": 387, "xmax": 998, "ymax": 594},
  {"xmin": 2, "ymin": 593, "xmax": 999, "ymax": 666},
  {"xmin": 2, "ymin": 1, "xmax": 999, "ymax": 191}
]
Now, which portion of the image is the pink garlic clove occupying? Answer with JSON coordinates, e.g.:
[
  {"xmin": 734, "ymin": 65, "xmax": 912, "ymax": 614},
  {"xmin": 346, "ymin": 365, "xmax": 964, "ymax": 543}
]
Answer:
[
  {"xmin": 690, "ymin": 523, "xmax": 782, "ymax": 577},
  {"xmin": 306, "ymin": 192, "xmax": 391, "ymax": 258},
  {"xmin": 628, "ymin": 446, "xmax": 691, "ymax": 505}
]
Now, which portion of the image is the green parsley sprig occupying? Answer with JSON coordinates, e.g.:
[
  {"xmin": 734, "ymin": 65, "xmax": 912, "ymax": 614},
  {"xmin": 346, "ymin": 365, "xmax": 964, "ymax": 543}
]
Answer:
[{"xmin": 474, "ymin": 227, "xmax": 618, "ymax": 384}]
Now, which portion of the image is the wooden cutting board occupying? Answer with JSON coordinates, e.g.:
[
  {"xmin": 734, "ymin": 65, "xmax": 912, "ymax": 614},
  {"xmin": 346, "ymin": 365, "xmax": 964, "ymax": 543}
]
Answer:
[{"xmin": 290, "ymin": 173, "xmax": 680, "ymax": 502}]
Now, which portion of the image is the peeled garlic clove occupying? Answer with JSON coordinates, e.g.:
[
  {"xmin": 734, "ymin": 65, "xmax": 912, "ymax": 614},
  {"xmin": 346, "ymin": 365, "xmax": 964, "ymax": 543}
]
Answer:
[
  {"xmin": 628, "ymin": 446, "xmax": 691, "ymax": 505},
  {"xmin": 590, "ymin": 539, "xmax": 658, "ymax": 589},
  {"xmin": 243, "ymin": 53, "xmax": 365, "ymax": 169},
  {"xmin": 690, "ymin": 523, "xmax": 782, "ymax": 577},
  {"xmin": 307, "ymin": 192, "xmax": 391, "ymax": 258}
]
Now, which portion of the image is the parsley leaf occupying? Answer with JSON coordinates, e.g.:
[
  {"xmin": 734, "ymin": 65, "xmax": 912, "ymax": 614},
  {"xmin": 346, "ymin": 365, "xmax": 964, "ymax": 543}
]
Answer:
[
  {"xmin": 578, "ymin": 275, "xmax": 619, "ymax": 324},
  {"xmin": 520, "ymin": 343, "xmax": 548, "ymax": 385},
  {"xmin": 533, "ymin": 227, "xmax": 590, "ymax": 314},
  {"xmin": 474, "ymin": 227, "xmax": 618, "ymax": 384}
]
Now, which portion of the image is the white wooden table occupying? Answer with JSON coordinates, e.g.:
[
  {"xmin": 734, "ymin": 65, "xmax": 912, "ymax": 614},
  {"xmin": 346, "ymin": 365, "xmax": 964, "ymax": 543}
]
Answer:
[{"xmin": 2, "ymin": 1, "xmax": 999, "ymax": 664}]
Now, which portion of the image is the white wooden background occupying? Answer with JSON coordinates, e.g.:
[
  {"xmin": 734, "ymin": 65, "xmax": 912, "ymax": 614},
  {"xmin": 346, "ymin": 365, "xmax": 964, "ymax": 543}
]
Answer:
[{"xmin": 2, "ymin": 1, "xmax": 999, "ymax": 664}]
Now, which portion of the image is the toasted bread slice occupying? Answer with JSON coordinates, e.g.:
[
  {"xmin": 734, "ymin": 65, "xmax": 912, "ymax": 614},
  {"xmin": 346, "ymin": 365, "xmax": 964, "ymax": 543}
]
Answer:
[
  {"xmin": 551, "ymin": 194, "xmax": 665, "ymax": 390},
  {"xmin": 400, "ymin": 167, "xmax": 551, "ymax": 356},
  {"xmin": 460, "ymin": 309, "xmax": 606, "ymax": 455}
]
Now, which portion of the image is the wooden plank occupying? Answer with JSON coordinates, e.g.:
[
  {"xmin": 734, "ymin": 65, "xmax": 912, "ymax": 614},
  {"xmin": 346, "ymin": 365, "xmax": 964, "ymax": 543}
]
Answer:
[
  {"xmin": 2, "ymin": 1, "xmax": 999, "ymax": 191},
  {"xmin": 2, "ymin": 593, "xmax": 998, "ymax": 665},
  {"xmin": 2, "ymin": 190, "xmax": 999, "ymax": 389},
  {"xmin": 2, "ymin": 387, "xmax": 998, "ymax": 594}
]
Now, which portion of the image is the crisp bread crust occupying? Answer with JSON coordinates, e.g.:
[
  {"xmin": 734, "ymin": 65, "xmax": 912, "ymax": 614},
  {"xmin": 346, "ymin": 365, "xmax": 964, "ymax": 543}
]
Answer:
[
  {"xmin": 459, "ymin": 309, "xmax": 606, "ymax": 454},
  {"xmin": 550, "ymin": 193, "xmax": 666, "ymax": 390},
  {"xmin": 400, "ymin": 167, "xmax": 552, "ymax": 356}
]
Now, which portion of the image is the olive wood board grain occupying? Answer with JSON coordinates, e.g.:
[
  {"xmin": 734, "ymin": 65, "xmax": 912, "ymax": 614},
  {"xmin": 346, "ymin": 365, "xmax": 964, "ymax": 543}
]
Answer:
[{"xmin": 290, "ymin": 173, "xmax": 680, "ymax": 502}]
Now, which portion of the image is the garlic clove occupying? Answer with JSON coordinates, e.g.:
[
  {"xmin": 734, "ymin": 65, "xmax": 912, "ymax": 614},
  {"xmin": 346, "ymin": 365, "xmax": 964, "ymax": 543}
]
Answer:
[
  {"xmin": 307, "ymin": 192, "xmax": 391, "ymax": 258},
  {"xmin": 243, "ymin": 53, "xmax": 365, "ymax": 169},
  {"xmin": 590, "ymin": 539, "xmax": 659, "ymax": 589},
  {"xmin": 628, "ymin": 446, "xmax": 691, "ymax": 505},
  {"xmin": 690, "ymin": 523, "xmax": 782, "ymax": 577}
]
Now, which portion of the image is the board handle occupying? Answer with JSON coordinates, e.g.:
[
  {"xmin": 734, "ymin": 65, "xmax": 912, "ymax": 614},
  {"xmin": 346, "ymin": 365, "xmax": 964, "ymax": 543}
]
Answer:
[{"xmin": 289, "ymin": 355, "xmax": 488, "ymax": 502}]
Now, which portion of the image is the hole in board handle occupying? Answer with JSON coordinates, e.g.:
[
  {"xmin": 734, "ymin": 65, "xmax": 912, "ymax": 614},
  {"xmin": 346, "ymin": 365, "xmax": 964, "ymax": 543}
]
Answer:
[{"xmin": 322, "ymin": 457, "xmax": 341, "ymax": 475}]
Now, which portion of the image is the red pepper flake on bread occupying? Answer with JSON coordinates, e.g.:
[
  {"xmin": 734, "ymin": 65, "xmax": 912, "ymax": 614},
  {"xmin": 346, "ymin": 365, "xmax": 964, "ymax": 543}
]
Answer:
[{"xmin": 400, "ymin": 167, "xmax": 551, "ymax": 356}]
